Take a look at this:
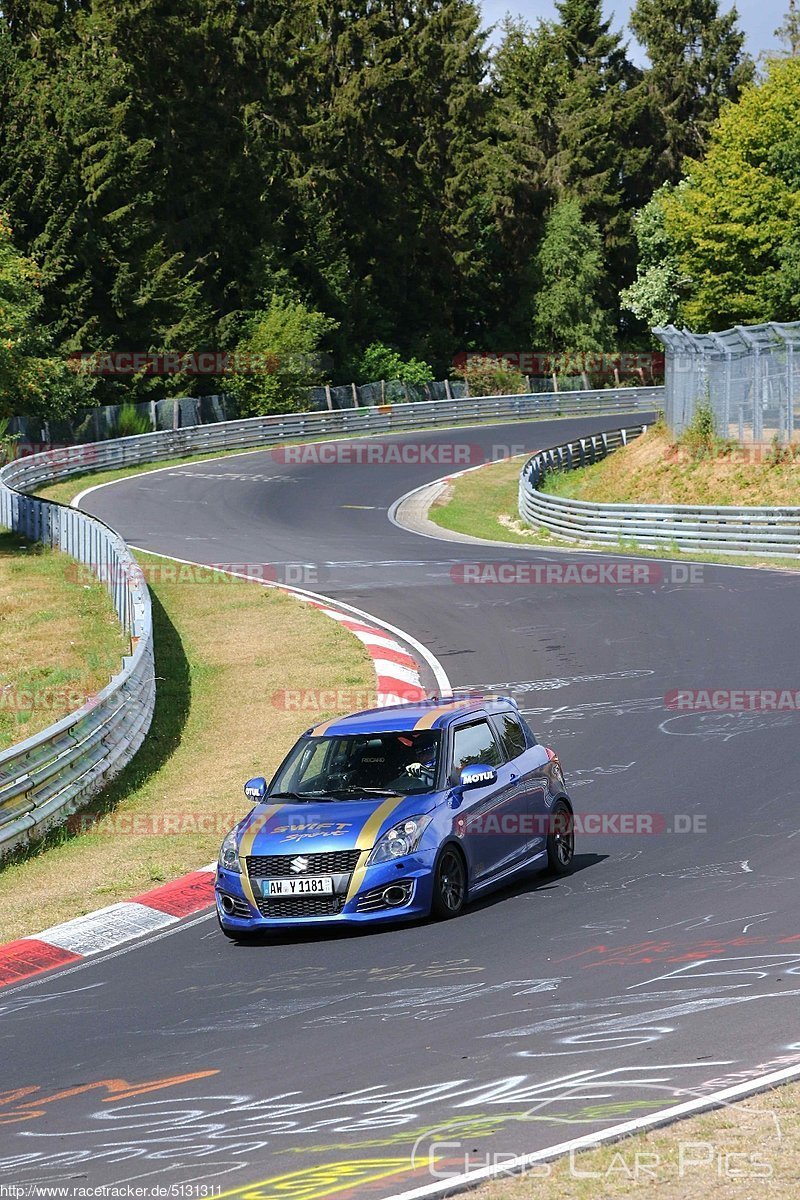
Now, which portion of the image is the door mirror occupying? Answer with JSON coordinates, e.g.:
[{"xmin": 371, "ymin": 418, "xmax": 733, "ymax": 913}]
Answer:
[
  {"xmin": 244, "ymin": 776, "xmax": 267, "ymax": 802},
  {"xmin": 459, "ymin": 764, "xmax": 498, "ymax": 790}
]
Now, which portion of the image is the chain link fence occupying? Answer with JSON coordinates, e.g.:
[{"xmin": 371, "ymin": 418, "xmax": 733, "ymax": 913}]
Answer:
[
  {"xmin": 654, "ymin": 321, "xmax": 800, "ymax": 443},
  {"xmin": 6, "ymin": 371, "xmax": 649, "ymax": 451}
]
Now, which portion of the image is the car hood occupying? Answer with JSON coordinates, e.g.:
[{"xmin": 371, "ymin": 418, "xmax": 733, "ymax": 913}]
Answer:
[{"xmin": 238, "ymin": 795, "xmax": 437, "ymax": 856}]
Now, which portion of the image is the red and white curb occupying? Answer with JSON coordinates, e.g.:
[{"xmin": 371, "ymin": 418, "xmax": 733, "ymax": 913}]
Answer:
[
  {"xmin": 0, "ymin": 868, "xmax": 216, "ymax": 988},
  {"xmin": 295, "ymin": 597, "xmax": 427, "ymax": 705},
  {"xmin": 0, "ymin": 587, "xmax": 434, "ymax": 990}
]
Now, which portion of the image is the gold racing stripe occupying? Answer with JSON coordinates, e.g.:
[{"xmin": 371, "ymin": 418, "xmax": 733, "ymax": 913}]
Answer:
[
  {"xmin": 414, "ymin": 699, "xmax": 474, "ymax": 729},
  {"xmin": 309, "ymin": 716, "xmax": 340, "ymax": 737},
  {"xmin": 345, "ymin": 794, "xmax": 409, "ymax": 903},
  {"xmin": 238, "ymin": 804, "xmax": 284, "ymax": 910}
]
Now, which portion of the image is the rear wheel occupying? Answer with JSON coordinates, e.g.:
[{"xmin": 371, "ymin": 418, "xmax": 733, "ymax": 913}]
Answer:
[
  {"xmin": 546, "ymin": 801, "xmax": 575, "ymax": 874},
  {"xmin": 431, "ymin": 845, "xmax": 467, "ymax": 919}
]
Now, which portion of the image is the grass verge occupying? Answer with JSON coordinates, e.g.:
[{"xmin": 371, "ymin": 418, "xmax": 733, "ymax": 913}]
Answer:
[
  {"xmin": 473, "ymin": 1080, "xmax": 799, "ymax": 1199},
  {"xmin": 428, "ymin": 456, "xmax": 800, "ymax": 571},
  {"xmin": 543, "ymin": 424, "xmax": 800, "ymax": 506},
  {"xmin": 0, "ymin": 551, "xmax": 373, "ymax": 941},
  {"xmin": 0, "ymin": 531, "xmax": 128, "ymax": 750}
]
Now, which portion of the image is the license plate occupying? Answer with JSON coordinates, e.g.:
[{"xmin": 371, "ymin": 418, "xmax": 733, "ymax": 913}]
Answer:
[{"xmin": 262, "ymin": 876, "xmax": 334, "ymax": 897}]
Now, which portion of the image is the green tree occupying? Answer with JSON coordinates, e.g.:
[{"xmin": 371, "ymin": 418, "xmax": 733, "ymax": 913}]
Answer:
[
  {"xmin": 629, "ymin": 0, "xmax": 753, "ymax": 182},
  {"xmin": 355, "ymin": 344, "xmax": 433, "ymax": 385},
  {"xmin": 0, "ymin": 6, "xmax": 212, "ymax": 400},
  {"xmin": 553, "ymin": 0, "xmax": 656, "ymax": 280},
  {"xmin": 454, "ymin": 355, "xmax": 527, "ymax": 396},
  {"xmin": 227, "ymin": 294, "xmax": 337, "ymax": 417},
  {"xmin": 0, "ymin": 212, "xmax": 94, "ymax": 419},
  {"xmin": 620, "ymin": 184, "xmax": 684, "ymax": 327},
  {"xmin": 662, "ymin": 57, "xmax": 800, "ymax": 327},
  {"xmin": 492, "ymin": 0, "xmax": 654, "ymax": 331},
  {"xmin": 294, "ymin": 0, "xmax": 492, "ymax": 370},
  {"xmin": 531, "ymin": 199, "xmax": 614, "ymax": 351},
  {"xmin": 775, "ymin": 0, "xmax": 800, "ymax": 56},
  {"xmin": 486, "ymin": 18, "xmax": 569, "ymax": 341}
]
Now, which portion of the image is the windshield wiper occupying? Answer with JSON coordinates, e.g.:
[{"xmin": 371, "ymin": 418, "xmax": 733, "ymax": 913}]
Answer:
[
  {"xmin": 268, "ymin": 791, "xmax": 325, "ymax": 802},
  {"xmin": 324, "ymin": 787, "xmax": 399, "ymax": 797}
]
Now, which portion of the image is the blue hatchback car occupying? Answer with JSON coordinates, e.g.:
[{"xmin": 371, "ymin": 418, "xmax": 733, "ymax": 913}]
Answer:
[{"xmin": 215, "ymin": 695, "xmax": 575, "ymax": 938}]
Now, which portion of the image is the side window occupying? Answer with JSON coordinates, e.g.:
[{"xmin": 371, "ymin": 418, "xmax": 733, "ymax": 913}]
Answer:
[
  {"xmin": 492, "ymin": 712, "xmax": 527, "ymax": 761},
  {"xmin": 451, "ymin": 720, "xmax": 501, "ymax": 780}
]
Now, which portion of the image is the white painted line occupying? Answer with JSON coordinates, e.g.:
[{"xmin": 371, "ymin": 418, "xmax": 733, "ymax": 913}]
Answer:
[
  {"xmin": 385, "ymin": 1061, "xmax": 800, "ymax": 1200},
  {"xmin": 5, "ymin": 910, "xmax": 217, "ymax": 996},
  {"xmin": 370, "ymin": 660, "xmax": 422, "ymax": 686},
  {"xmin": 126, "ymin": 548, "xmax": 453, "ymax": 696},
  {"xmin": 28, "ymin": 902, "xmax": 176, "ymax": 956},
  {"xmin": 352, "ymin": 631, "xmax": 412, "ymax": 654},
  {"xmin": 315, "ymin": 606, "xmax": 364, "ymax": 623},
  {"xmin": 68, "ymin": 420, "xmax": 547, "ymax": 512}
]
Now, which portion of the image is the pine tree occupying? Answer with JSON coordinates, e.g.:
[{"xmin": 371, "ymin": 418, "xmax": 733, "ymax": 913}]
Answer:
[
  {"xmin": 487, "ymin": 18, "xmax": 568, "ymax": 342},
  {"xmin": 531, "ymin": 199, "xmax": 614, "ymax": 351},
  {"xmin": 493, "ymin": 0, "xmax": 655, "ymax": 335},
  {"xmin": 775, "ymin": 0, "xmax": 800, "ymax": 56},
  {"xmin": 295, "ymin": 0, "xmax": 492, "ymax": 369},
  {"xmin": 629, "ymin": 0, "xmax": 753, "ymax": 181}
]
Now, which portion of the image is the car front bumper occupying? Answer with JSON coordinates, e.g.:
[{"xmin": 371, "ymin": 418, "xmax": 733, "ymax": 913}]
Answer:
[{"xmin": 215, "ymin": 851, "xmax": 437, "ymax": 930}]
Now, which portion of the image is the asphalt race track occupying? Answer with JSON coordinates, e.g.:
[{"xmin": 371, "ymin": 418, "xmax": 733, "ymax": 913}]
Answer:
[{"xmin": 2, "ymin": 414, "xmax": 799, "ymax": 1196}]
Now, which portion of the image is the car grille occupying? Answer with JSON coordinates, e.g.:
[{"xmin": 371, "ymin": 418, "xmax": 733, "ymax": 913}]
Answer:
[
  {"xmin": 256, "ymin": 895, "xmax": 345, "ymax": 918},
  {"xmin": 247, "ymin": 849, "xmax": 362, "ymax": 878}
]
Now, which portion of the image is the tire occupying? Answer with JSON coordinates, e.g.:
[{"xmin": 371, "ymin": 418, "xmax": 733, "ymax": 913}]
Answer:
[
  {"xmin": 546, "ymin": 800, "xmax": 575, "ymax": 874},
  {"xmin": 431, "ymin": 845, "xmax": 468, "ymax": 919}
]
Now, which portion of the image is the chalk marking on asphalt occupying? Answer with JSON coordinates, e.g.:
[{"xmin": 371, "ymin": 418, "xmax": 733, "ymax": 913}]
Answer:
[{"xmin": 382, "ymin": 1061, "xmax": 800, "ymax": 1200}]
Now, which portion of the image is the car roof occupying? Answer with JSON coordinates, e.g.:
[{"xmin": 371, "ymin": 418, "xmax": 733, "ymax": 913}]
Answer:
[{"xmin": 306, "ymin": 694, "xmax": 519, "ymax": 738}]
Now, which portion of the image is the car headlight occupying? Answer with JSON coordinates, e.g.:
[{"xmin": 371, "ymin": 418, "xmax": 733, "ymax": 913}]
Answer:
[
  {"xmin": 367, "ymin": 814, "xmax": 432, "ymax": 865},
  {"xmin": 218, "ymin": 829, "xmax": 241, "ymax": 874}
]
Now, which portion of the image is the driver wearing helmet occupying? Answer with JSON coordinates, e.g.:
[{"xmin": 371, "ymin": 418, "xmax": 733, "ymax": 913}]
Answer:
[{"xmin": 394, "ymin": 732, "xmax": 438, "ymax": 788}]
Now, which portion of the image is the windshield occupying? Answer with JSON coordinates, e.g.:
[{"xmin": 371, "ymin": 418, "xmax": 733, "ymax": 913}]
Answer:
[{"xmin": 270, "ymin": 731, "xmax": 442, "ymax": 799}]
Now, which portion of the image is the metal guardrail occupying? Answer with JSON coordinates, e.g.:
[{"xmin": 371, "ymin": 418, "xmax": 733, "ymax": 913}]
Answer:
[
  {"xmin": 5, "ymin": 385, "xmax": 663, "ymax": 494},
  {"xmin": 0, "ymin": 385, "xmax": 661, "ymax": 856},
  {"xmin": 0, "ymin": 485, "xmax": 154, "ymax": 856},
  {"xmin": 519, "ymin": 426, "xmax": 800, "ymax": 557}
]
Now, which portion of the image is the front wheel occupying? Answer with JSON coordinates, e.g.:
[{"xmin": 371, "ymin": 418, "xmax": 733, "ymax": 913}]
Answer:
[
  {"xmin": 546, "ymin": 801, "xmax": 575, "ymax": 874},
  {"xmin": 431, "ymin": 845, "xmax": 467, "ymax": 919}
]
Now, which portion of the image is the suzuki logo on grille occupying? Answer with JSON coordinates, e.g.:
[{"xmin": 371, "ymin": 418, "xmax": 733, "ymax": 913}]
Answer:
[{"xmin": 290, "ymin": 856, "xmax": 310, "ymax": 873}]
